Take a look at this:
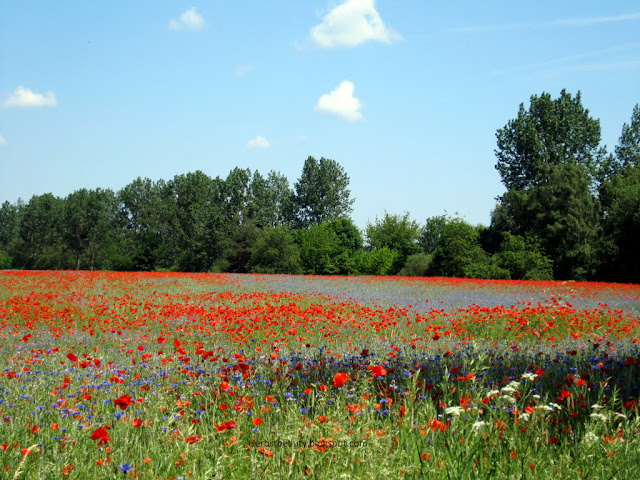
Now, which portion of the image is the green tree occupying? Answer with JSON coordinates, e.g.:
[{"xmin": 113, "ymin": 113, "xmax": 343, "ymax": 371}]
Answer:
[
  {"xmin": 398, "ymin": 253, "xmax": 433, "ymax": 277},
  {"xmin": 247, "ymin": 170, "xmax": 293, "ymax": 228},
  {"xmin": 493, "ymin": 90, "xmax": 604, "ymax": 280},
  {"xmin": 64, "ymin": 188, "xmax": 119, "ymax": 270},
  {"xmin": 419, "ymin": 215, "xmax": 448, "ymax": 254},
  {"xmin": 492, "ymin": 233, "xmax": 553, "ymax": 280},
  {"xmin": 220, "ymin": 221, "xmax": 260, "ymax": 273},
  {"xmin": 117, "ymin": 177, "xmax": 166, "ymax": 270},
  {"xmin": 430, "ymin": 218, "xmax": 493, "ymax": 278},
  {"xmin": 248, "ymin": 226, "xmax": 301, "ymax": 274},
  {"xmin": 365, "ymin": 212, "xmax": 420, "ymax": 274},
  {"xmin": 615, "ymin": 104, "xmax": 640, "ymax": 168},
  {"xmin": 493, "ymin": 163, "xmax": 600, "ymax": 279},
  {"xmin": 0, "ymin": 201, "xmax": 20, "ymax": 248},
  {"xmin": 495, "ymin": 90, "xmax": 602, "ymax": 191},
  {"xmin": 165, "ymin": 171, "xmax": 227, "ymax": 272},
  {"xmin": 16, "ymin": 193, "xmax": 69, "ymax": 269},
  {"xmin": 296, "ymin": 223, "xmax": 340, "ymax": 275},
  {"xmin": 224, "ymin": 167, "xmax": 252, "ymax": 227},
  {"xmin": 293, "ymin": 157, "xmax": 354, "ymax": 228},
  {"xmin": 599, "ymin": 105, "xmax": 640, "ymax": 282},
  {"xmin": 354, "ymin": 247, "xmax": 397, "ymax": 276},
  {"xmin": 296, "ymin": 219, "xmax": 362, "ymax": 275}
]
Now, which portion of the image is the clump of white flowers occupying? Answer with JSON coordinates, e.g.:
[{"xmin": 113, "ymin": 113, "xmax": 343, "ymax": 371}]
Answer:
[
  {"xmin": 583, "ymin": 432, "xmax": 599, "ymax": 445},
  {"xmin": 445, "ymin": 406, "xmax": 464, "ymax": 416},
  {"xmin": 501, "ymin": 381, "xmax": 521, "ymax": 394}
]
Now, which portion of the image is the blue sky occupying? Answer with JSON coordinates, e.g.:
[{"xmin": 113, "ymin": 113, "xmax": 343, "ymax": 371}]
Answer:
[{"xmin": 1, "ymin": 1, "xmax": 639, "ymax": 230}]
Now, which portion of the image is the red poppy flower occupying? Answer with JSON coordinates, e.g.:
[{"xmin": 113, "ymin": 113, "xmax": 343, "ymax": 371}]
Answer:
[
  {"xmin": 333, "ymin": 372, "xmax": 349, "ymax": 388},
  {"xmin": 90, "ymin": 426, "xmax": 111, "ymax": 446},
  {"xmin": 185, "ymin": 435, "xmax": 201, "ymax": 444},
  {"xmin": 215, "ymin": 421, "xmax": 237, "ymax": 432},
  {"xmin": 114, "ymin": 394, "xmax": 133, "ymax": 410},
  {"xmin": 369, "ymin": 365, "xmax": 387, "ymax": 378}
]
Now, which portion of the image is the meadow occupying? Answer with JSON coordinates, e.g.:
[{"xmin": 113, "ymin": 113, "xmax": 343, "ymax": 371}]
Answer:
[{"xmin": 1, "ymin": 271, "xmax": 639, "ymax": 479}]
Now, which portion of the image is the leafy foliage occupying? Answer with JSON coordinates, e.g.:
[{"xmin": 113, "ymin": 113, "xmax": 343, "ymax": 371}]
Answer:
[
  {"xmin": 293, "ymin": 157, "xmax": 354, "ymax": 228},
  {"xmin": 398, "ymin": 253, "xmax": 433, "ymax": 277},
  {"xmin": 492, "ymin": 233, "xmax": 553, "ymax": 280},
  {"xmin": 248, "ymin": 226, "xmax": 302, "ymax": 274},
  {"xmin": 365, "ymin": 212, "xmax": 420, "ymax": 274},
  {"xmin": 495, "ymin": 90, "xmax": 602, "ymax": 191}
]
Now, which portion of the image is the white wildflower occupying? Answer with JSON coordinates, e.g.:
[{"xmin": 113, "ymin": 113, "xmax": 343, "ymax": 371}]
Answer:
[
  {"xmin": 445, "ymin": 406, "xmax": 464, "ymax": 416},
  {"xmin": 591, "ymin": 404, "xmax": 605, "ymax": 410},
  {"xmin": 501, "ymin": 381, "xmax": 521, "ymax": 394},
  {"xmin": 532, "ymin": 395, "xmax": 541, "ymax": 400},
  {"xmin": 486, "ymin": 390, "xmax": 500, "ymax": 397},
  {"xmin": 590, "ymin": 413, "xmax": 607, "ymax": 422},
  {"xmin": 583, "ymin": 432, "xmax": 599, "ymax": 445},
  {"xmin": 472, "ymin": 420, "xmax": 486, "ymax": 431},
  {"xmin": 500, "ymin": 395, "xmax": 516, "ymax": 404},
  {"xmin": 521, "ymin": 372, "xmax": 538, "ymax": 382},
  {"xmin": 538, "ymin": 405, "xmax": 555, "ymax": 412},
  {"xmin": 519, "ymin": 412, "xmax": 530, "ymax": 422}
]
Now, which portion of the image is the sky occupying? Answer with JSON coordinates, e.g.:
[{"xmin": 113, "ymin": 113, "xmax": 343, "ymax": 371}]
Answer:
[{"xmin": 1, "ymin": 1, "xmax": 639, "ymax": 230}]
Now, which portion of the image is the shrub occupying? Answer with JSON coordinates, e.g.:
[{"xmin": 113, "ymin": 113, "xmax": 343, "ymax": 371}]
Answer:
[{"xmin": 398, "ymin": 253, "xmax": 433, "ymax": 277}]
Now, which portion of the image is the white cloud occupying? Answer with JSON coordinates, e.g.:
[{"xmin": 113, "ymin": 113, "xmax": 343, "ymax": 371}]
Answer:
[
  {"xmin": 314, "ymin": 81, "xmax": 363, "ymax": 121},
  {"xmin": 3, "ymin": 86, "xmax": 57, "ymax": 108},
  {"xmin": 311, "ymin": 0, "xmax": 400, "ymax": 48},
  {"xmin": 169, "ymin": 7, "xmax": 207, "ymax": 31},
  {"xmin": 247, "ymin": 136, "xmax": 271, "ymax": 149},
  {"xmin": 0, "ymin": 135, "xmax": 7, "ymax": 146}
]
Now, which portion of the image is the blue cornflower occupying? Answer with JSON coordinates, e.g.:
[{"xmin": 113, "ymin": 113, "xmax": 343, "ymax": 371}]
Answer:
[{"xmin": 119, "ymin": 464, "xmax": 133, "ymax": 473}]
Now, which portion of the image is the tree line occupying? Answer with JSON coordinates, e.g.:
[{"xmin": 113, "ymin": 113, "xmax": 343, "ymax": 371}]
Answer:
[{"xmin": 1, "ymin": 90, "xmax": 639, "ymax": 283}]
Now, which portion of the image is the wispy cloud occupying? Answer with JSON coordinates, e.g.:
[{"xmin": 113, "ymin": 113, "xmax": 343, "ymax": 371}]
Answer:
[
  {"xmin": 314, "ymin": 80, "xmax": 363, "ymax": 121},
  {"xmin": 235, "ymin": 65, "xmax": 256, "ymax": 78},
  {"xmin": 2, "ymin": 86, "xmax": 57, "ymax": 108},
  {"xmin": 247, "ymin": 136, "xmax": 270, "ymax": 149},
  {"xmin": 451, "ymin": 11, "xmax": 640, "ymax": 34},
  {"xmin": 169, "ymin": 7, "xmax": 207, "ymax": 31},
  {"xmin": 449, "ymin": 22, "xmax": 533, "ymax": 34},
  {"xmin": 491, "ymin": 43, "xmax": 640, "ymax": 77},
  {"xmin": 551, "ymin": 12, "xmax": 640, "ymax": 27},
  {"xmin": 310, "ymin": 0, "xmax": 400, "ymax": 48},
  {"xmin": 0, "ymin": 135, "xmax": 7, "ymax": 146}
]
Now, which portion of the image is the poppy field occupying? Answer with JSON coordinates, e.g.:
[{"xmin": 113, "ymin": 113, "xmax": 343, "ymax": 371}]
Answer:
[{"xmin": 1, "ymin": 271, "xmax": 640, "ymax": 479}]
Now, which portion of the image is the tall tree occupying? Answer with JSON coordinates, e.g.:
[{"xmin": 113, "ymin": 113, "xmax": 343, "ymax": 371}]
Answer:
[
  {"xmin": 293, "ymin": 157, "xmax": 354, "ymax": 228},
  {"xmin": 615, "ymin": 104, "xmax": 640, "ymax": 168},
  {"xmin": 247, "ymin": 170, "xmax": 293, "ymax": 228},
  {"xmin": 165, "ymin": 171, "xmax": 227, "ymax": 271},
  {"xmin": 495, "ymin": 90, "xmax": 602, "ymax": 191},
  {"xmin": 599, "ymin": 104, "xmax": 640, "ymax": 282},
  {"xmin": 492, "ymin": 163, "xmax": 600, "ymax": 279},
  {"xmin": 64, "ymin": 188, "xmax": 118, "ymax": 270},
  {"xmin": 17, "ymin": 194, "xmax": 68, "ymax": 269},
  {"xmin": 492, "ymin": 90, "xmax": 603, "ymax": 279},
  {"xmin": 117, "ymin": 177, "xmax": 167, "ymax": 270},
  {"xmin": 224, "ymin": 167, "xmax": 252, "ymax": 227}
]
